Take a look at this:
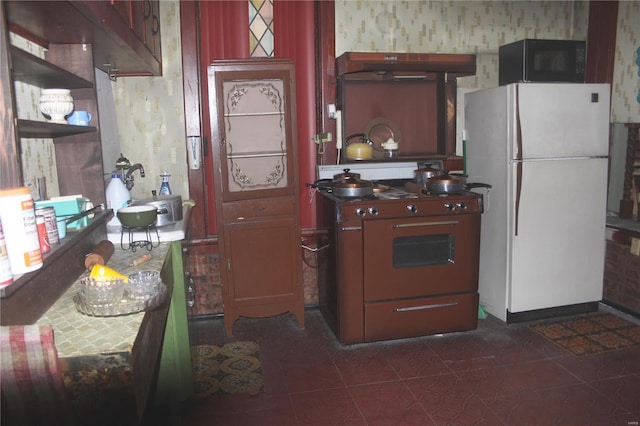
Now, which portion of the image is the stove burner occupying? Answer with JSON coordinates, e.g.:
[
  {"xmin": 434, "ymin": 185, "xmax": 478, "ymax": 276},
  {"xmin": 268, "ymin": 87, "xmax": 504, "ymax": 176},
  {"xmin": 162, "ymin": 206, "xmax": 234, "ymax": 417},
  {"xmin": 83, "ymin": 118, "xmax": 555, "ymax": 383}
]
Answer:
[{"xmin": 120, "ymin": 224, "xmax": 160, "ymax": 252}]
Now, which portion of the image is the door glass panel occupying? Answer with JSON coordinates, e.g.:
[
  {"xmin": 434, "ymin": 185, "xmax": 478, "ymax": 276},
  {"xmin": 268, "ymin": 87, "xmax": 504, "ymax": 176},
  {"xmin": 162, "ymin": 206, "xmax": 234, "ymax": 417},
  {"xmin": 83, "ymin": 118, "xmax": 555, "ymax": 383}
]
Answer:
[
  {"xmin": 223, "ymin": 79, "xmax": 288, "ymax": 192},
  {"xmin": 393, "ymin": 234, "xmax": 455, "ymax": 268}
]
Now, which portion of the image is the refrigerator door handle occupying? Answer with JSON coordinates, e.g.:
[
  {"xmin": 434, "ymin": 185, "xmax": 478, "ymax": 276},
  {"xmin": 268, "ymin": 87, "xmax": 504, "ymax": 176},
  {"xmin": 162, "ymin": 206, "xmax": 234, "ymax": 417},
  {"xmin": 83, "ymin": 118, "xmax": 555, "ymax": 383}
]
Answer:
[
  {"xmin": 515, "ymin": 85, "xmax": 523, "ymax": 161},
  {"xmin": 514, "ymin": 84, "xmax": 522, "ymax": 236},
  {"xmin": 515, "ymin": 161, "xmax": 522, "ymax": 236}
]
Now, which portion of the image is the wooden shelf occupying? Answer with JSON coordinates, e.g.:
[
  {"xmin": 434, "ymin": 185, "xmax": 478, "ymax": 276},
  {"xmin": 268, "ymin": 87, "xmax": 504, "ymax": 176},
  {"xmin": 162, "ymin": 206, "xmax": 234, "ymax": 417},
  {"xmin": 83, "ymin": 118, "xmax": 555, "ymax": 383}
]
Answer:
[
  {"xmin": 10, "ymin": 45, "xmax": 93, "ymax": 89},
  {"xmin": 17, "ymin": 118, "xmax": 97, "ymax": 138},
  {"xmin": 0, "ymin": 210, "xmax": 112, "ymax": 324}
]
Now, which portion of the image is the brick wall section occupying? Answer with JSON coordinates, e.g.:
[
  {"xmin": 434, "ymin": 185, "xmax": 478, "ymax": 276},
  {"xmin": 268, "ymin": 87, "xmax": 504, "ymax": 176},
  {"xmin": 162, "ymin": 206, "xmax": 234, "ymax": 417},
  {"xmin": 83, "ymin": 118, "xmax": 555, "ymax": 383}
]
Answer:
[
  {"xmin": 603, "ymin": 239, "xmax": 640, "ymax": 315},
  {"xmin": 184, "ymin": 243, "xmax": 223, "ymax": 316}
]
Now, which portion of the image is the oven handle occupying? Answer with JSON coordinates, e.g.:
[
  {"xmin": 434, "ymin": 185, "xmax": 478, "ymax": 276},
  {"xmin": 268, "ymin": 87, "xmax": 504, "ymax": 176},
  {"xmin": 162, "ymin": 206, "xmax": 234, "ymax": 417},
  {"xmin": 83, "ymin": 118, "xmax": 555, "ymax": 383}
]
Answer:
[
  {"xmin": 394, "ymin": 301, "xmax": 458, "ymax": 312},
  {"xmin": 339, "ymin": 226, "xmax": 362, "ymax": 231},
  {"xmin": 393, "ymin": 220, "xmax": 459, "ymax": 228}
]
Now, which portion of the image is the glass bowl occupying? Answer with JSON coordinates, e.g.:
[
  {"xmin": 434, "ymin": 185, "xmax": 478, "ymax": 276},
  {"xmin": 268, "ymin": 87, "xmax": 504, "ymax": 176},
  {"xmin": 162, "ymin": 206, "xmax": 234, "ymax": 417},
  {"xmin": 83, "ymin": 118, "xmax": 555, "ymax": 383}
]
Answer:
[
  {"xmin": 126, "ymin": 270, "xmax": 162, "ymax": 300},
  {"xmin": 79, "ymin": 276, "xmax": 126, "ymax": 306}
]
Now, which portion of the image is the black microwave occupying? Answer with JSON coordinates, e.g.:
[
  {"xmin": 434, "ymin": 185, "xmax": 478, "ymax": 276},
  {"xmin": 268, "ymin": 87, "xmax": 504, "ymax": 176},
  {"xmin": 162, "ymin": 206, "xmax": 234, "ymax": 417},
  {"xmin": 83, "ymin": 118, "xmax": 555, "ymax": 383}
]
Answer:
[{"xmin": 499, "ymin": 39, "xmax": 586, "ymax": 86}]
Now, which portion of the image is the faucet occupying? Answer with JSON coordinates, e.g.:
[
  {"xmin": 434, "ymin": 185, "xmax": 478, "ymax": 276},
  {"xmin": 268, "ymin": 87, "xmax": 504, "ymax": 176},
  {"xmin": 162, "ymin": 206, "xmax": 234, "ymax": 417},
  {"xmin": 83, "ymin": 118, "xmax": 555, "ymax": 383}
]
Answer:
[{"xmin": 124, "ymin": 163, "xmax": 145, "ymax": 190}]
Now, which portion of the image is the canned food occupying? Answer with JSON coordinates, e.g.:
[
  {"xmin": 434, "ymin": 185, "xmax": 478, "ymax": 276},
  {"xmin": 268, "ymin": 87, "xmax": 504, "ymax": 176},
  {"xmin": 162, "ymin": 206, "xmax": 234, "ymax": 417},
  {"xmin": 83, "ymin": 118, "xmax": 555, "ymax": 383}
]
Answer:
[
  {"xmin": 36, "ymin": 214, "xmax": 50, "ymax": 254},
  {"xmin": 36, "ymin": 206, "xmax": 59, "ymax": 245}
]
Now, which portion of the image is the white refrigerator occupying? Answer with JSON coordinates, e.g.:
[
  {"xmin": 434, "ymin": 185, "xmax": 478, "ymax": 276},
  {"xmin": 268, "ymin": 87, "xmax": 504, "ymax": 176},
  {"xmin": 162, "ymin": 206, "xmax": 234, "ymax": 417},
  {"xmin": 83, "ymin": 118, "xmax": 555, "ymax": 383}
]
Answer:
[{"xmin": 464, "ymin": 83, "xmax": 610, "ymax": 322}]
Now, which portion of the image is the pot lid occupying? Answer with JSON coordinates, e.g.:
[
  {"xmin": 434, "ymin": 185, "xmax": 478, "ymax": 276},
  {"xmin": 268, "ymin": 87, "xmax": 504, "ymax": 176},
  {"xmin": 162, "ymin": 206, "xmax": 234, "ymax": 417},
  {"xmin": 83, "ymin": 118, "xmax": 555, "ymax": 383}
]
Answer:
[
  {"xmin": 333, "ymin": 169, "xmax": 360, "ymax": 181},
  {"xmin": 428, "ymin": 173, "xmax": 466, "ymax": 184},
  {"xmin": 332, "ymin": 174, "xmax": 374, "ymax": 189}
]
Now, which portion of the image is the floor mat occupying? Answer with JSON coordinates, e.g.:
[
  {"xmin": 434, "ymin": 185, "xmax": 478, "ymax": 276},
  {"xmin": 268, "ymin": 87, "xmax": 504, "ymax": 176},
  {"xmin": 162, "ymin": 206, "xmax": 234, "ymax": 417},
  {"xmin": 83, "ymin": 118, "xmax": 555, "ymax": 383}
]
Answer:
[
  {"xmin": 191, "ymin": 341, "xmax": 264, "ymax": 397},
  {"xmin": 530, "ymin": 313, "xmax": 640, "ymax": 356}
]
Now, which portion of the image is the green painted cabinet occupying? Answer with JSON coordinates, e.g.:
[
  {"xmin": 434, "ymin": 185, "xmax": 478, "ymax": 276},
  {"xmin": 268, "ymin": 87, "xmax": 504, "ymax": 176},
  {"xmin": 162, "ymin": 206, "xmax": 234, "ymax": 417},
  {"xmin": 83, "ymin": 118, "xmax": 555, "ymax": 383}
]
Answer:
[{"xmin": 153, "ymin": 241, "xmax": 193, "ymax": 423}]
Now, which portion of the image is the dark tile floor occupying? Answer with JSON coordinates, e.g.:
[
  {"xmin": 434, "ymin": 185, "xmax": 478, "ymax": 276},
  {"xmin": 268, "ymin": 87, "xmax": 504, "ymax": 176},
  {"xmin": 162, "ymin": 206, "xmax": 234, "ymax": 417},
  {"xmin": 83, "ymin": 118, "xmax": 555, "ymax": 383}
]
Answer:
[{"xmin": 180, "ymin": 306, "xmax": 640, "ymax": 425}]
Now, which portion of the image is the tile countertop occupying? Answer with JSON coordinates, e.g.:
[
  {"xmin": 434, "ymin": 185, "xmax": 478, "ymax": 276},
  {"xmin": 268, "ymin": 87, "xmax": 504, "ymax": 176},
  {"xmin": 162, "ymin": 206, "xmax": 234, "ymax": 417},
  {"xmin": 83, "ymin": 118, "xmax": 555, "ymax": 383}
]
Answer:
[
  {"xmin": 36, "ymin": 204, "xmax": 192, "ymax": 365},
  {"xmin": 36, "ymin": 243, "xmax": 171, "ymax": 360},
  {"xmin": 606, "ymin": 216, "xmax": 640, "ymax": 238}
]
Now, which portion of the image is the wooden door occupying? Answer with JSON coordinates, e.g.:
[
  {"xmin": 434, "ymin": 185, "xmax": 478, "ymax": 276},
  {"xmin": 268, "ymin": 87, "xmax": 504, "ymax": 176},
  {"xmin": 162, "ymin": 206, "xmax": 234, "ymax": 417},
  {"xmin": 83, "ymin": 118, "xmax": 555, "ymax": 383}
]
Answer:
[{"xmin": 208, "ymin": 59, "xmax": 304, "ymax": 335}]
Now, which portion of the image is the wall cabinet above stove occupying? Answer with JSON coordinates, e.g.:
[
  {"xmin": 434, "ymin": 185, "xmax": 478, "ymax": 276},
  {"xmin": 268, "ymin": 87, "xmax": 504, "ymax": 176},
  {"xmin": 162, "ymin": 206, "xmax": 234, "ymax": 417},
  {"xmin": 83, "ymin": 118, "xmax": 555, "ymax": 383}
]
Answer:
[
  {"xmin": 336, "ymin": 52, "xmax": 476, "ymax": 77},
  {"xmin": 336, "ymin": 52, "xmax": 476, "ymax": 164}
]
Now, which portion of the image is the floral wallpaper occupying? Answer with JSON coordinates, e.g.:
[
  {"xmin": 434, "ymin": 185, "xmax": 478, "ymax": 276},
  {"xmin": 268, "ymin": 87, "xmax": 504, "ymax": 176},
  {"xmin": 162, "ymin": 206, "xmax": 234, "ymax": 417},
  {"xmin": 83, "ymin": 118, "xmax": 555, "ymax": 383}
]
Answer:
[
  {"xmin": 335, "ymin": 0, "xmax": 639, "ymax": 123},
  {"xmin": 12, "ymin": 0, "xmax": 639, "ymax": 200},
  {"xmin": 109, "ymin": 1, "xmax": 188, "ymax": 201},
  {"xmin": 611, "ymin": 0, "xmax": 640, "ymax": 123}
]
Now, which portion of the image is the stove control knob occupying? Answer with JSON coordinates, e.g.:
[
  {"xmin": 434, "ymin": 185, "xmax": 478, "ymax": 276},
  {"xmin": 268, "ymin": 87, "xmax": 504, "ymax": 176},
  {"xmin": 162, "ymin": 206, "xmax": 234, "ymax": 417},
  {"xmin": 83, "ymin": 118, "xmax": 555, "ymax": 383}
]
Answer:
[
  {"xmin": 368, "ymin": 206, "xmax": 379, "ymax": 216},
  {"xmin": 456, "ymin": 202, "xmax": 467, "ymax": 210},
  {"xmin": 356, "ymin": 207, "xmax": 366, "ymax": 217},
  {"xmin": 406, "ymin": 204, "xmax": 418, "ymax": 214},
  {"xmin": 444, "ymin": 202, "xmax": 455, "ymax": 211}
]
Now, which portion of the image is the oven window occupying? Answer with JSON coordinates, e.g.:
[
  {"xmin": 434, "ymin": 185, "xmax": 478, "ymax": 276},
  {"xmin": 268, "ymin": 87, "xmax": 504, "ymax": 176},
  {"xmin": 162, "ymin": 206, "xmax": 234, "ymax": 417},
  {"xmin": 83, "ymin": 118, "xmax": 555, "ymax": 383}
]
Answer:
[{"xmin": 392, "ymin": 234, "xmax": 455, "ymax": 268}]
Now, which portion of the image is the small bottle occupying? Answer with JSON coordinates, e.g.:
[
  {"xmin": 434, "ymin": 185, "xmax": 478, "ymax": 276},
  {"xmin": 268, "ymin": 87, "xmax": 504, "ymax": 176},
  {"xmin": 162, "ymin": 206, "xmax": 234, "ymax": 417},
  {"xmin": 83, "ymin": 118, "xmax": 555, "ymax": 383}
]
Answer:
[
  {"xmin": 106, "ymin": 173, "xmax": 131, "ymax": 226},
  {"xmin": 159, "ymin": 172, "xmax": 172, "ymax": 195},
  {"xmin": 382, "ymin": 138, "xmax": 399, "ymax": 158}
]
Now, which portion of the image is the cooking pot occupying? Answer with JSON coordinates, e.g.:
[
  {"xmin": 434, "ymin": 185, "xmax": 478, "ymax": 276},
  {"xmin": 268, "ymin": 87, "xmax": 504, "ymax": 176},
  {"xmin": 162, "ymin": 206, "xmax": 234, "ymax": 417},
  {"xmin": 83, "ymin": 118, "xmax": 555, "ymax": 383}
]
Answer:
[
  {"xmin": 426, "ymin": 173, "xmax": 492, "ymax": 194},
  {"xmin": 345, "ymin": 133, "xmax": 373, "ymax": 160},
  {"xmin": 414, "ymin": 167, "xmax": 445, "ymax": 187},
  {"xmin": 332, "ymin": 172, "xmax": 374, "ymax": 197},
  {"xmin": 131, "ymin": 194, "xmax": 182, "ymax": 227},
  {"xmin": 117, "ymin": 205, "xmax": 157, "ymax": 228},
  {"xmin": 309, "ymin": 170, "xmax": 374, "ymax": 198}
]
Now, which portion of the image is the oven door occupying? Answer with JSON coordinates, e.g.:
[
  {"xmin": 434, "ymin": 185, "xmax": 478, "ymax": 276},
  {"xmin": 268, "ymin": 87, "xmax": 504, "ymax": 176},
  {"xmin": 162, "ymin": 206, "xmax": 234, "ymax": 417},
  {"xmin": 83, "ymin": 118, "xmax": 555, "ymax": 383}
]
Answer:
[{"xmin": 363, "ymin": 214, "xmax": 480, "ymax": 301}]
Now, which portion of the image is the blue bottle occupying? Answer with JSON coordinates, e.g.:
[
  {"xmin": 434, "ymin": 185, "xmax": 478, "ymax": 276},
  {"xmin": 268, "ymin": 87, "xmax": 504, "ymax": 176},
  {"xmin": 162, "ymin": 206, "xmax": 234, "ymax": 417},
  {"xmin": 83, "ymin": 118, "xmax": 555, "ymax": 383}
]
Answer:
[{"xmin": 159, "ymin": 172, "xmax": 172, "ymax": 195}]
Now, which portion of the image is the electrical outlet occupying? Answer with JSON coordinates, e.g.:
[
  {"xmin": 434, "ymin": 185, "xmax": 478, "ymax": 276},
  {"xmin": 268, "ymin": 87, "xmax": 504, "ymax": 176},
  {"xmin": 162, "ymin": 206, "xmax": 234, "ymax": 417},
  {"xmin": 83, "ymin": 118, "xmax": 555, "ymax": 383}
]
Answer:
[{"xmin": 313, "ymin": 133, "xmax": 333, "ymax": 144}]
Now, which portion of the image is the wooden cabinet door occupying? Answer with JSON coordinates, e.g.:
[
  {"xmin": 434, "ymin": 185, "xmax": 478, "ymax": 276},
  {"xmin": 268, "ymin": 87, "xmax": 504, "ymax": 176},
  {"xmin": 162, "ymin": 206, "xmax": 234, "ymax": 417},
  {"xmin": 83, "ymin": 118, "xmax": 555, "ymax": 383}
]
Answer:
[
  {"xmin": 224, "ymin": 218, "xmax": 300, "ymax": 302},
  {"xmin": 208, "ymin": 59, "xmax": 304, "ymax": 335}
]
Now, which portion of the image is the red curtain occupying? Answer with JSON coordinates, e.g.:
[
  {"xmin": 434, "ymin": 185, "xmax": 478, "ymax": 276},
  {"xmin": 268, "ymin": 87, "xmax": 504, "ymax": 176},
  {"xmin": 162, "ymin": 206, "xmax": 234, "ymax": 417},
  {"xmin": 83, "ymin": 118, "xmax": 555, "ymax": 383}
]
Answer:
[
  {"xmin": 274, "ymin": 0, "xmax": 317, "ymax": 228},
  {"xmin": 199, "ymin": 1, "xmax": 249, "ymax": 235}
]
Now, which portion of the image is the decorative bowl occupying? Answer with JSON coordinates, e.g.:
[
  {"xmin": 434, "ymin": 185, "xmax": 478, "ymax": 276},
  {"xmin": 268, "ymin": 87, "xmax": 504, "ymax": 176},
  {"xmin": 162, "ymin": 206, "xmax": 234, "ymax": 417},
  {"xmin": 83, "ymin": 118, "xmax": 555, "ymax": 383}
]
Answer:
[
  {"xmin": 39, "ymin": 89, "xmax": 74, "ymax": 124},
  {"xmin": 117, "ymin": 205, "xmax": 158, "ymax": 228},
  {"xmin": 79, "ymin": 276, "xmax": 126, "ymax": 306},
  {"xmin": 126, "ymin": 270, "xmax": 162, "ymax": 300}
]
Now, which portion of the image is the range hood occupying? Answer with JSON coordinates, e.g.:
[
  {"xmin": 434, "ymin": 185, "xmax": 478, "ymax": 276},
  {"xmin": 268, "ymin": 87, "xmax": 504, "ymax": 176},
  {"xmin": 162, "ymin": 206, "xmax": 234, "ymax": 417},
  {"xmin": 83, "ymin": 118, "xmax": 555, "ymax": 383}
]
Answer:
[{"xmin": 336, "ymin": 52, "xmax": 476, "ymax": 77}]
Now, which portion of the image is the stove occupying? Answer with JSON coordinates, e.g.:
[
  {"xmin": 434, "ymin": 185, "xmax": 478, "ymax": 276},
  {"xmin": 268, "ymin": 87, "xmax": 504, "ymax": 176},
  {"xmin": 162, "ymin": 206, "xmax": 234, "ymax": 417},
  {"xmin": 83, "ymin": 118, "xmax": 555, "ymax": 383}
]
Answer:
[
  {"xmin": 322, "ymin": 185, "xmax": 483, "ymax": 220},
  {"xmin": 317, "ymin": 165, "xmax": 484, "ymax": 344}
]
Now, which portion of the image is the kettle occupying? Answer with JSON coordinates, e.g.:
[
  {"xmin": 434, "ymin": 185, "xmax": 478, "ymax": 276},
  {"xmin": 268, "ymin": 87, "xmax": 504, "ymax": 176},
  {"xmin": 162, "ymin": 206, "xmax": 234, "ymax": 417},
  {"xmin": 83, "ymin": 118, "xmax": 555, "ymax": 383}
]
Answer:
[{"xmin": 345, "ymin": 133, "xmax": 373, "ymax": 160}]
